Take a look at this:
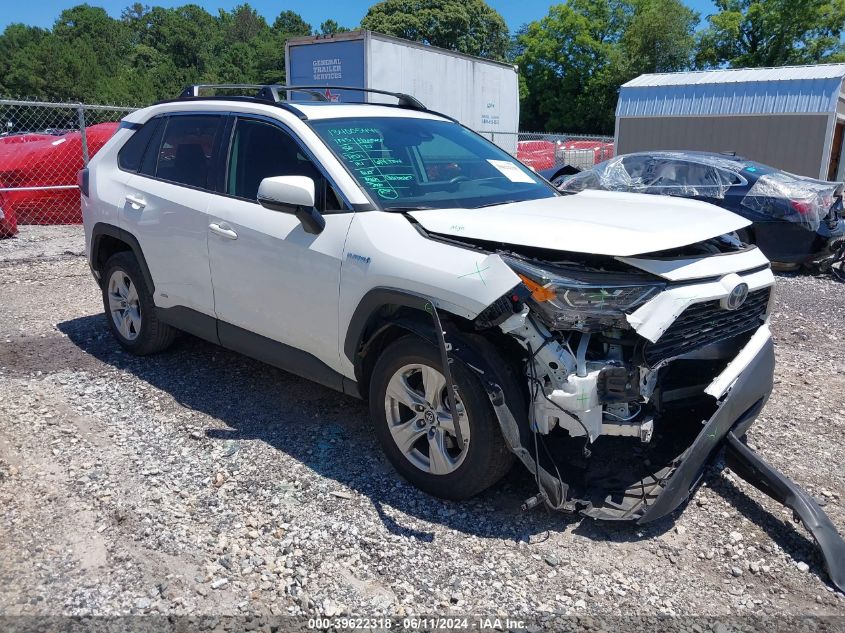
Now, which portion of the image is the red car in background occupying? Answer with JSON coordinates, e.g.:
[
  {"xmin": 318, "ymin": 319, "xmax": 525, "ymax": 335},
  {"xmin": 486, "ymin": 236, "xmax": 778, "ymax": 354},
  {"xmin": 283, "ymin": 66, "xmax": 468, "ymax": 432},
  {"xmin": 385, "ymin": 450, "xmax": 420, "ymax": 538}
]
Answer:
[{"xmin": 0, "ymin": 122, "xmax": 118, "ymax": 237}]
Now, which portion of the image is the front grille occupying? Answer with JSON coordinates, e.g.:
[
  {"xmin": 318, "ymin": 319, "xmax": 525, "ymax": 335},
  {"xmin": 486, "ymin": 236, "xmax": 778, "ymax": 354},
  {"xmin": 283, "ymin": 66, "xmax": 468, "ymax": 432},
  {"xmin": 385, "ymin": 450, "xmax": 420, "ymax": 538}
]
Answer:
[{"xmin": 643, "ymin": 288, "xmax": 770, "ymax": 365}]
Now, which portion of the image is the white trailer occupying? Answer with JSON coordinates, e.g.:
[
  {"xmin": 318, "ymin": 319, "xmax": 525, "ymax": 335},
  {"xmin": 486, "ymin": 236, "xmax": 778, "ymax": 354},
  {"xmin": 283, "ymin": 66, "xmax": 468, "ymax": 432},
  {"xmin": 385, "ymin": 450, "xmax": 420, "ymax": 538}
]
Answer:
[{"xmin": 285, "ymin": 30, "xmax": 520, "ymax": 151}]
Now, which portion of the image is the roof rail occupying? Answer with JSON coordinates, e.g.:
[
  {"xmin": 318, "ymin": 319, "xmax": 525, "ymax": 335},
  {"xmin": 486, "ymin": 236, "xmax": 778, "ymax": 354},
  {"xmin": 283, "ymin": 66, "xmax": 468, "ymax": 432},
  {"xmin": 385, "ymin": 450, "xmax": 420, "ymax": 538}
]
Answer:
[
  {"xmin": 179, "ymin": 84, "xmax": 329, "ymax": 102},
  {"xmin": 177, "ymin": 84, "xmax": 426, "ymax": 110},
  {"xmin": 282, "ymin": 85, "xmax": 427, "ymax": 110}
]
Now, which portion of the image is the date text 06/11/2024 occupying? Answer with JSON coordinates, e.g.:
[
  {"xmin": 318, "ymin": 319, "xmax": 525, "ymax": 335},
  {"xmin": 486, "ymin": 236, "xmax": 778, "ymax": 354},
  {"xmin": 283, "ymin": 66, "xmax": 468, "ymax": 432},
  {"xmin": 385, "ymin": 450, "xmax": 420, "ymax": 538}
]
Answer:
[{"xmin": 307, "ymin": 617, "xmax": 526, "ymax": 630}]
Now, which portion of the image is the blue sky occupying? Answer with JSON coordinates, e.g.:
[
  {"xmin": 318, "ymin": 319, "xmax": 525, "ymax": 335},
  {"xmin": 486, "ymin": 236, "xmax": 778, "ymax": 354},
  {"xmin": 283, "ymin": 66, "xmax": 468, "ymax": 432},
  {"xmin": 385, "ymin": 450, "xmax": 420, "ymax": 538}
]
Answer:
[{"xmin": 1, "ymin": 0, "xmax": 719, "ymax": 32}]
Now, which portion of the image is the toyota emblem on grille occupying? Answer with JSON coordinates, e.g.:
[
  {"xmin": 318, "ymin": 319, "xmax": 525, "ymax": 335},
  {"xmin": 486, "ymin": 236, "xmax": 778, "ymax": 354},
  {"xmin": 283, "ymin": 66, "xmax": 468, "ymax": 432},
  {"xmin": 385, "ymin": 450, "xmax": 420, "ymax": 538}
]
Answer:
[{"xmin": 722, "ymin": 282, "xmax": 749, "ymax": 310}]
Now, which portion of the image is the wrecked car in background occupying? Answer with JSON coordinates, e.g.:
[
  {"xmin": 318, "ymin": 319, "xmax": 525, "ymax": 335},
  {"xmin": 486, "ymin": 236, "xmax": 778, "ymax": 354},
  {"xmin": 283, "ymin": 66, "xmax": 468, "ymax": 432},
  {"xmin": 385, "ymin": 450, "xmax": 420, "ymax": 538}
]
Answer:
[
  {"xmin": 553, "ymin": 151, "xmax": 845, "ymax": 269},
  {"xmin": 82, "ymin": 85, "xmax": 845, "ymax": 592},
  {"xmin": 0, "ymin": 122, "xmax": 118, "ymax": 238}
]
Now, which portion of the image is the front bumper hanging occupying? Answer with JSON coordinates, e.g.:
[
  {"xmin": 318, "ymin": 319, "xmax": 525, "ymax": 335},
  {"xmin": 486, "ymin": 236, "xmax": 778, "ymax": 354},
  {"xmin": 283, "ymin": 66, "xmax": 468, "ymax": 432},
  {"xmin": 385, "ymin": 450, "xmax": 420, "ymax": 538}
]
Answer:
[
  {"xmin": 634, "ymin": 330, "xmax": 776, "ymax": 523},
  {"xmin": 555, "ymin": 326, "xmax": 845, "ymax": 591},
  {"xmin": 397, "ymin": 306, "xmax": 845, "ymax": 592},
  {"xmin": 725, "ymin": 432, "xmax": 845, "ymax": 593},
  {"xmin": 597, "ymin": 331, "xmax": 845, "ymax": 592}
]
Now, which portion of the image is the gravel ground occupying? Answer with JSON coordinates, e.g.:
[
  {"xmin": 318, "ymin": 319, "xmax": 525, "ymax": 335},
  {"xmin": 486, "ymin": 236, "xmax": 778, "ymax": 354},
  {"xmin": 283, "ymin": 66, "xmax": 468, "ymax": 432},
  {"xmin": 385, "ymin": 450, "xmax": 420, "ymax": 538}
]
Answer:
[{"xmin": 1, "ymin": 225, "xmax": 845, "ymax": 621}]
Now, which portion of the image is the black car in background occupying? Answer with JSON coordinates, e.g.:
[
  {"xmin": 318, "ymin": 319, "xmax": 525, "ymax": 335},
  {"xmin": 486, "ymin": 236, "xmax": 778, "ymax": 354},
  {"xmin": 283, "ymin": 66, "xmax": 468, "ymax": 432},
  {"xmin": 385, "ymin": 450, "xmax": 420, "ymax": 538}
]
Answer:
[{"xmin": 549, "ymin": 151, "xmax": 845, "ymax": 266}]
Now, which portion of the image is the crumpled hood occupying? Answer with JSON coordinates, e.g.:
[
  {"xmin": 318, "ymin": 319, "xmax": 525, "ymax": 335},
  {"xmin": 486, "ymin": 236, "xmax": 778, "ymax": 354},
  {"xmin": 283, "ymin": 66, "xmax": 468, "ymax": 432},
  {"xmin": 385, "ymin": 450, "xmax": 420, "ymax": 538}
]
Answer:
[{"xmin": 409, "ymin": 190, "xmax": 750, "ymax": 257}]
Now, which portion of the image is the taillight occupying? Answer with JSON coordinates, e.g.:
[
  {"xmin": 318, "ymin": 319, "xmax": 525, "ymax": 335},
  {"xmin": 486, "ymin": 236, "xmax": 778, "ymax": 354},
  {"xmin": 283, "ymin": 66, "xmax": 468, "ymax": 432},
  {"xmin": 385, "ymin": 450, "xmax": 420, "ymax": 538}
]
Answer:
[{"xmin": 78, "ymin": 168, "xmax": 89, "ymax": 197}]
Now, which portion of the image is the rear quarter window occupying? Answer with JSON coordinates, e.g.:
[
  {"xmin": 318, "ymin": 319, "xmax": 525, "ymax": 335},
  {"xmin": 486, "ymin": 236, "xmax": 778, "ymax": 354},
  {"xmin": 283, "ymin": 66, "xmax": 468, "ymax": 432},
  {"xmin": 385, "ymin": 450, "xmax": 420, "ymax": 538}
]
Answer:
[
  {"xmin": 139, "ymin": 121, "xmax": 166, "ymax": 177},
  {"xmin": 117, "ymin": 118, "xmax": 161, "ymax": 173}
]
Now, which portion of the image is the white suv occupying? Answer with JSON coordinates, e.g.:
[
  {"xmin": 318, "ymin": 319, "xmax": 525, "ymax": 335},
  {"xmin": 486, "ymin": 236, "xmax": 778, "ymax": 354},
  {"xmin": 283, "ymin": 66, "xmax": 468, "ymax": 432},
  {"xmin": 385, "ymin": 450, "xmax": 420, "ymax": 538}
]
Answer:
[{"xmin": 81, "ymin": 86, "xmax": 776, "ymax": 522}]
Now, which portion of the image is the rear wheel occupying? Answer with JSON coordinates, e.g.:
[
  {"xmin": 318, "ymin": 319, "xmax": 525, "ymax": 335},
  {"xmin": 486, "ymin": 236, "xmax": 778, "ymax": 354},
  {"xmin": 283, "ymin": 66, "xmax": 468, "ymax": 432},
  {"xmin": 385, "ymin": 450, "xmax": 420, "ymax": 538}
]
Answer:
[
  {"xmin": 101, "ymin": 252, "xmax": 175, "ymax": 355},
  {"xmin": 369, "ymin": 335, "xmax": 513, "ymax": 500}
]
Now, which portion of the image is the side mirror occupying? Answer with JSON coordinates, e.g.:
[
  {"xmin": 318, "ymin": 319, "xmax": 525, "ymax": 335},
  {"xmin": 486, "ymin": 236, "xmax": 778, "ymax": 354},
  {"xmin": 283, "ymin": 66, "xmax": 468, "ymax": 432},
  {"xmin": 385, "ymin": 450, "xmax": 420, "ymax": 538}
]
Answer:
[{"xmin": 257, "ymin": 176, "xmax": 325, "ymax": 234}]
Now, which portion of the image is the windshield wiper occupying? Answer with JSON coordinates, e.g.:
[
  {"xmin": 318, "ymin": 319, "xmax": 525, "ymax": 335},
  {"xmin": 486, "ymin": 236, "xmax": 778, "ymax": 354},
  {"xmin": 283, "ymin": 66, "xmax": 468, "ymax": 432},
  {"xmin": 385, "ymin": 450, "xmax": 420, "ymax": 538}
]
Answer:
[
  {"xmin": 471, "ymin": 200, "xmax": 520, "ymax": 209},
  {"xmin": 382, "ymin": 205, "xmax": 437, "ymax": 211}
]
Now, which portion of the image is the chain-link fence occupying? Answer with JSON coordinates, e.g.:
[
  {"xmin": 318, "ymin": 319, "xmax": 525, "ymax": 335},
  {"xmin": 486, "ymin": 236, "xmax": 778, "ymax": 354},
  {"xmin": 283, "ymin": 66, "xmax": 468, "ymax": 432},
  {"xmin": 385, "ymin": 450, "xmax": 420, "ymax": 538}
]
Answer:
[
  {"xmin": 480, "ymin": 131, "xmax": 615, "ymax": 173},
  {"xmin": 0, "ymin": 99, "xmax": 138, "ymax": 237}
]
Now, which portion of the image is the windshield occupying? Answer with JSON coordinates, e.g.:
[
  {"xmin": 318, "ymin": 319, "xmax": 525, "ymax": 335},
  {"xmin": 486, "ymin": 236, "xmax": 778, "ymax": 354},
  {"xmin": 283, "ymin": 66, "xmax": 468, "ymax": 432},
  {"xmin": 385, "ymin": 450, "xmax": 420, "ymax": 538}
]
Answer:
[{"xmin": 309, "ymin": 117, "xmax": 556, "ymax": 209}]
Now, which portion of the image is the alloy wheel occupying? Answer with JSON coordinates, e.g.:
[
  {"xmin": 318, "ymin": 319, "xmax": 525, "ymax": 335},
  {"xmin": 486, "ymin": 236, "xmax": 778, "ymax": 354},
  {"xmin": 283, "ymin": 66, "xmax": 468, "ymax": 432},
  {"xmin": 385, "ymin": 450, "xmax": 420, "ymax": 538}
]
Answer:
[
  {"xmin": 107, "ymin": 269, "xmax": 141, "ymax": 341},
  {"xmin": 383, "ymin": 363, "xmax": 471, "ymax": 475}
]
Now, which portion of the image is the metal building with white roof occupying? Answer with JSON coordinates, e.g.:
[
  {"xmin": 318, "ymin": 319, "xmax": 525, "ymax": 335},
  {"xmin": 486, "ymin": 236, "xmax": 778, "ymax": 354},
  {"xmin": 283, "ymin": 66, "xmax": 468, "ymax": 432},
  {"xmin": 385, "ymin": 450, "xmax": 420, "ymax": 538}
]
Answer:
[{"xmin": 615, "ymin": 64, "xmax": 845, "ymax": 180}]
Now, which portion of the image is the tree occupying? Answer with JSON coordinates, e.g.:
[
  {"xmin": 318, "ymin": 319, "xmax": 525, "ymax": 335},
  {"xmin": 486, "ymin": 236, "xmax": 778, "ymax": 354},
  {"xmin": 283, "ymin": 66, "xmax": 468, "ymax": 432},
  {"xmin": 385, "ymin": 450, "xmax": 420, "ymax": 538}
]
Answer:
[
  {"xmin": 517, "ymin": 0, "xmax": 697, "ymax": 133},
  {"xmin": 0, "ymin": 24, "xmax": 48, "ymax": 97},
  {"xmin": 696, "ymin": 0, "xmax": 845, "ymax": 68},
  {"xmin": 621, "ymin": 0, "xmax": 698, "ymax": 75},
  {"xmin": 318, "ymin": 19, "xmax": 350, "ymax": 35},
  {"xmin": 272, "ymin": 10, "xmax": 312, "ymax": 37},
  {"xmin": 39, "ymin": 5, "xmax": 135, "ymax": 102},
  {"xmin": 361, "ymin": 0, "xmax": 509, "ymax": 60},
  {"xmin": 0, "ymin": 3, "xmax": 315, "ymax": 103},
  {"xmin": 222, "ymin": 4, "xmax": 268, "ymax": 44},
  {"xmin": 260, "ymin": 10, "xmax": 313, "ymax": 84},
  {"xmin": 141, "ymin": 5, "xmax": 219, "ymax": 73},
  {"xmin": 517, "ymin": 1, "xmax": 623, "ymax": 133}
]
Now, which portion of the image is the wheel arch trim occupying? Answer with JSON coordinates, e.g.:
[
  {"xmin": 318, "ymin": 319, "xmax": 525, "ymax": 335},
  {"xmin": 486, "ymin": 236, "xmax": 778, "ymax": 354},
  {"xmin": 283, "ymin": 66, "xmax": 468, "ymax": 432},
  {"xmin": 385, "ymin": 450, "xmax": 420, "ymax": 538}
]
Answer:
[
  {"xmin": 343, "ymin": 287, "xmax": 441, "ymax": 365},
  {"xmin": 90, "ymin": 222, "xmax": 155, "ymax": 293}
]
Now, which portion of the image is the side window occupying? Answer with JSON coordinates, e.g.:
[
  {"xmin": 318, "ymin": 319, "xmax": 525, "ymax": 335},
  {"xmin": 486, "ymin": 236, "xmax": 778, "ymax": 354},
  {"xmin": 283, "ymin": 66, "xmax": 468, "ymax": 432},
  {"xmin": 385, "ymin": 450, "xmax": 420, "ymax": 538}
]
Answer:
[
  {"xmin": 154, "ymin": 115, "xmax": 224, "ymax": 189},
  {"xmin": 620, "ymin": 155, "xmax": 651, "ymax": 180},
  {"xmin": 716, "ymin": 168, "xmax": 745, "ymax": 186},
  {"xmin": 646, "ymin": 159, "xmax": 686, "ymax": 187},
  {"xmin": 227, "ymin": 118, "xmax": 341, "ymax": 210},
  {"xmin": 117, "ymin": 118, "xmax": 161, "ymax": 173},
  {"xmin": 646, "ymin": 160, "xmax": 739, "ymax": 199}
]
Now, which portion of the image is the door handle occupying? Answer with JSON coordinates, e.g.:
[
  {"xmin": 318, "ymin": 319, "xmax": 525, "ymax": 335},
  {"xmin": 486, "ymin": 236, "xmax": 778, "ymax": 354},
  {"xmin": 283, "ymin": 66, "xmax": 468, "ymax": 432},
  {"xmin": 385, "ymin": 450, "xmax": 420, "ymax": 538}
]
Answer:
[
  {"xmin": 125, "ymin": 194, "xmax": 146, "ymax": 209},
  {"xmin": 209, "ymin": 222, "xmax": 238, "ymax": 240}
]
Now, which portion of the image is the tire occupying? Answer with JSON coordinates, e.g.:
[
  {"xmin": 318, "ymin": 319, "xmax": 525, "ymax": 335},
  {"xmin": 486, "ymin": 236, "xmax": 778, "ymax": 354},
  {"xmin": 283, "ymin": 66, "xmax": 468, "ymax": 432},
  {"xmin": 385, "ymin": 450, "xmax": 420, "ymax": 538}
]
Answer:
[
  {"xmin": 369, "ymin": 334, "xmax": 513, "ymax": 500},
  {"xmin": 832, "ymin": 243, "xmax": 845, "ymax": 283},
  {"xmin": 770, "ymin": 261, "xmax": 801, "ymax": 272},
  {"xmin": 101, "ymin": 251, "xmax": 175, "ymax": 355}
]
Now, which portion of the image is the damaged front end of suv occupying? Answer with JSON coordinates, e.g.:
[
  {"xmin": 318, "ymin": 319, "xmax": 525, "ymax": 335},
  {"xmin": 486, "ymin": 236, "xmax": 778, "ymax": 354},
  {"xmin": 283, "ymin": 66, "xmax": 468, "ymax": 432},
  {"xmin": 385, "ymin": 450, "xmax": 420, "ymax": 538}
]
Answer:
[
  {"xmin": 409, "ymin": 226, "xmax": 845, "ymax": 591},
  {"xmin": 463, "ymin": 234, "xmax": 775, "ymax": 522}
]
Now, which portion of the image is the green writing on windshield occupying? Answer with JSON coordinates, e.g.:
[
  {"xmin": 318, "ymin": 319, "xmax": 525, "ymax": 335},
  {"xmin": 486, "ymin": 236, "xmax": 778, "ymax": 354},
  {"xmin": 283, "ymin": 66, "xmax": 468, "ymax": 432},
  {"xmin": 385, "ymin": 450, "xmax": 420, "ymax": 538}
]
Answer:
[{"xmin": 326, "ymin": 126, "xmax": 416, "ymax": 200}]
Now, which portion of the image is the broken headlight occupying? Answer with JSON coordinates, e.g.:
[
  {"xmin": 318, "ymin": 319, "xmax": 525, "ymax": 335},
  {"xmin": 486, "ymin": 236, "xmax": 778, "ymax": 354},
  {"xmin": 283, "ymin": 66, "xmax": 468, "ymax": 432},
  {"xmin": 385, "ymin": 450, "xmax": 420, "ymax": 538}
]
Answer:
[{"xmin": 503, "ymin": 256, "xmax": 664, "ymax": 330}]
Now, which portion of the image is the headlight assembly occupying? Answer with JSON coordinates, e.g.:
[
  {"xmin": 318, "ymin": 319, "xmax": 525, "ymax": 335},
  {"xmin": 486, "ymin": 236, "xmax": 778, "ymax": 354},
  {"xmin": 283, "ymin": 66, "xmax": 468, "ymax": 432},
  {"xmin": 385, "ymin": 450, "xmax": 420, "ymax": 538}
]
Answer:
[{"xmin": 503, "ymin": 256, "xmax": 664, "ymax": 330}]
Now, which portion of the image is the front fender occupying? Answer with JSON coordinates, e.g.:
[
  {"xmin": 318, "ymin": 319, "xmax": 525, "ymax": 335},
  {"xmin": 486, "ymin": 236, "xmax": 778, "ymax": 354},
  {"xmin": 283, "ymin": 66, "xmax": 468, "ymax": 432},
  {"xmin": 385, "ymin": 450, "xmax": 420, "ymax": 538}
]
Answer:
[{"xmin": 338, "ymin": 212, "xmax": 520, "ymax": 375}]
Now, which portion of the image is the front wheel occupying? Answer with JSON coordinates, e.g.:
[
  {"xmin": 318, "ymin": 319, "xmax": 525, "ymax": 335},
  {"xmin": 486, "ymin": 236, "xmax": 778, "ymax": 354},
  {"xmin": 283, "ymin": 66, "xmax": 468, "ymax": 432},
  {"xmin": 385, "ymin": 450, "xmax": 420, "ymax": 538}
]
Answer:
[{"xmin": 369, "ymin": 335, "xmax": 513, "ymax": 500}]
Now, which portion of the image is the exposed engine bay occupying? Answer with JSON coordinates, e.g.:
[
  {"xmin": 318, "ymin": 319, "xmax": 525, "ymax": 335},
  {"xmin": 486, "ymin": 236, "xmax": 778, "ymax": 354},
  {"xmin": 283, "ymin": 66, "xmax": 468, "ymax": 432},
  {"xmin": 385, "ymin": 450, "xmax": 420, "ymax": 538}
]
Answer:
[{"xmin": 439, "ymin": 230, "xmax": 775, "ymax": 521}]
